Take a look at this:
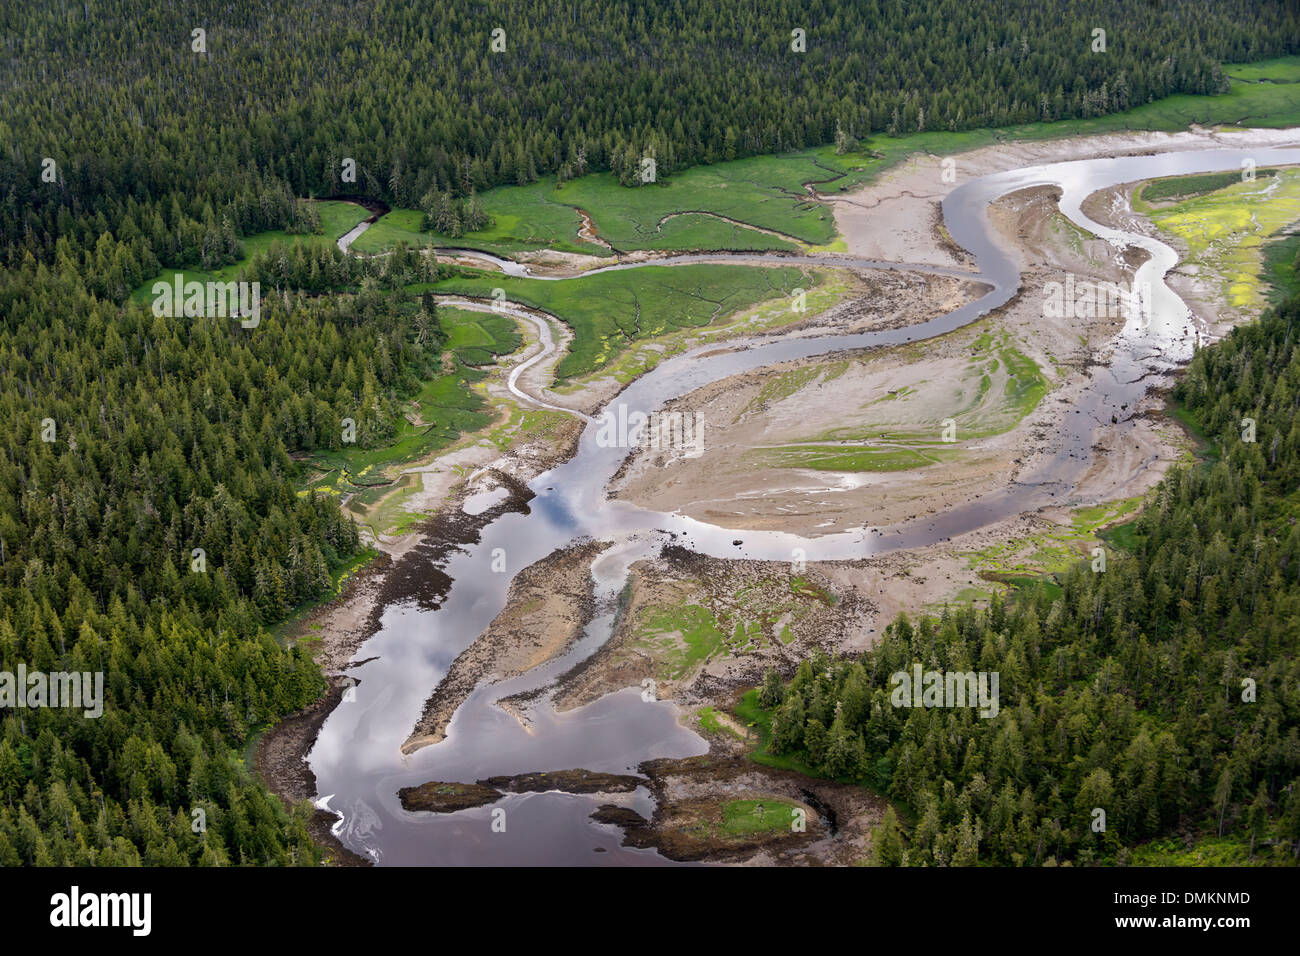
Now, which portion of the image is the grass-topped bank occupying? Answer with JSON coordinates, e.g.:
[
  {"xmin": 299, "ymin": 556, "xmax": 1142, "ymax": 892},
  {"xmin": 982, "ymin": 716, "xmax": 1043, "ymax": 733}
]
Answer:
[
  {"xmin": 296, "ymin": 305, "xmax": 522, "ymax": 527},
  {"xmin": 354, "ymin": 146, "xmax": 870, "ymax": 258},
  {"xmin": 348, "ymin": 57, "xmax": 1300, "ymax": 261},
  {"xmin": 428, "ymin": 263, "xmax": 815, "ymax": 381},
  {"xmin": 1137, "ymin": 165, "xmax": 1300, "ymax": 312}
]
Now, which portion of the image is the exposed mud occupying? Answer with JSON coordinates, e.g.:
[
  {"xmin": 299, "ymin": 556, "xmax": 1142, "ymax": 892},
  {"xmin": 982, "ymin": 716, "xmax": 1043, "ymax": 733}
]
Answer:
[
  {"xmin": 401, "ymin": 539, "xmax": 608, "ymax": 753},
  {"xmin": 609, "ymin": 182, "xmax": 1179, "ymax": 539},
  {"xmin": 398, "ymin": 781, "xmax": 503, "ymax": 813},
  {"xmin": 576, "ymin": 208, "xmax": 612, "ymax": 250},
  {"xmin": 481, "ymin": 769, "xmax": 646, "ymax": 794},
  {"xmin": 370, "ymin": 469, "xmax": 536, "ymax": 616},
  {"xmin": 591, "ymin": 751, "xmax": 883, "ymax": 864},
  {"xmin": 552, "ymin": 545, "xmax": 870, "ymax": 713},
  {"xmin": 255, "ymin": 677, "xmax": 371, "ymax": 866},
  {"xmin": 280, "ymin": 126, "xmax": 1299, "ymax": 866}
]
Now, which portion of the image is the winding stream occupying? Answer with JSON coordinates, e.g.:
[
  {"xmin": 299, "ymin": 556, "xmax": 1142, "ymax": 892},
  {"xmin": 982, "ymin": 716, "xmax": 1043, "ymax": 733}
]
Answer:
[
  {"xmin": 312, "ymin": 143, "xmax": 1300, "ymax": 865},
  {"xmin": 435, "ymin": 298, "xmax": 587, "ymax": 419}
]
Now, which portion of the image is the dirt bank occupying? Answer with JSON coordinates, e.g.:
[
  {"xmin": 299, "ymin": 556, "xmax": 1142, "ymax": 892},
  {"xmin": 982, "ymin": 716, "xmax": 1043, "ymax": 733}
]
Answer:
[
  {"xmin": 254, "ymin": 556, "xmax": 396, "ymax": 866},
  {"xmin": 255, "ymin": 676, "xmax": 371, "ymax": 866},
  {"xmin": 592, "ymin": 750, "xmax": 884, "ymax": 864},
  {"xmin": 552, "ymin": 544, "xmax": 870, "ymax": 713},
  {"xmin": 398, "ymin": 769, "xmax": 646, "ymax": 813},
  {"xmin": 482, "ymin": 769, "xmax": 646, "ymax": 794},
  {"xmin": 609, "ymin": 182, "xmax": 1173, "ymax": 539},
  {"xmin": 401, "ymin": 539, "xmax": 609, "ymax": 753},
  {"xmin": 253, "ymin": 467, "xmax": 543, "ymax": 857},
  {"xmin": 398, "ymin": 781, "xmax": 503, "ymax": 814},
  {"xmin": 830, "ymin": 125, "xmax": 1300, "ymax": 267}
]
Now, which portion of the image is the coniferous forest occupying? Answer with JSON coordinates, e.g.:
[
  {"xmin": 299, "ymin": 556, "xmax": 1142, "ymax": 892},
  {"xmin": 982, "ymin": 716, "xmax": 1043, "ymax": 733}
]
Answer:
[
  {"xmin": 759, "ymin": 286, "xmax": 1300, "ymax": 865},
  {"xmin": 4, "ymin": 1, "xmax": 1299, "ymax": 264},
  {"xmin": 0, "ymin": 0, "xmax": 1298, "ymax": 868}
]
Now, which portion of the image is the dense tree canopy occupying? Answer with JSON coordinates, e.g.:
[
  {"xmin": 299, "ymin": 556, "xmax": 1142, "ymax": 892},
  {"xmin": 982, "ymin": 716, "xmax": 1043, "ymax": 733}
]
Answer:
[
  {"xmin": 3, "ymin": 0, "xmax": 1297, "ymax": 269},
  {"xmin": 763, "ymin": 287, "xmax": 1300, "ymax": 864},
  {"xmin": 0, "ymin": 0, "xmax": 1296, "ymax": 864}
]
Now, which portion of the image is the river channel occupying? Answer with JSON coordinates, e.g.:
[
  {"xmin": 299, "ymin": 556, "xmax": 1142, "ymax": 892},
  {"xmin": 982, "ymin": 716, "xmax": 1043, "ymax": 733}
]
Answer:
[{"xmin": 311, "ymin": 143, "xmax": 1300, "ymax": 865}]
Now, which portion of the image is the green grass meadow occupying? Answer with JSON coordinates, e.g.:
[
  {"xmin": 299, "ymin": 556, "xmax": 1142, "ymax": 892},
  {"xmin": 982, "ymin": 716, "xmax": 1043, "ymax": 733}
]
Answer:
[{"xmin": 428, "ymin": 263, "xmax": 811, "ymax": 380}]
